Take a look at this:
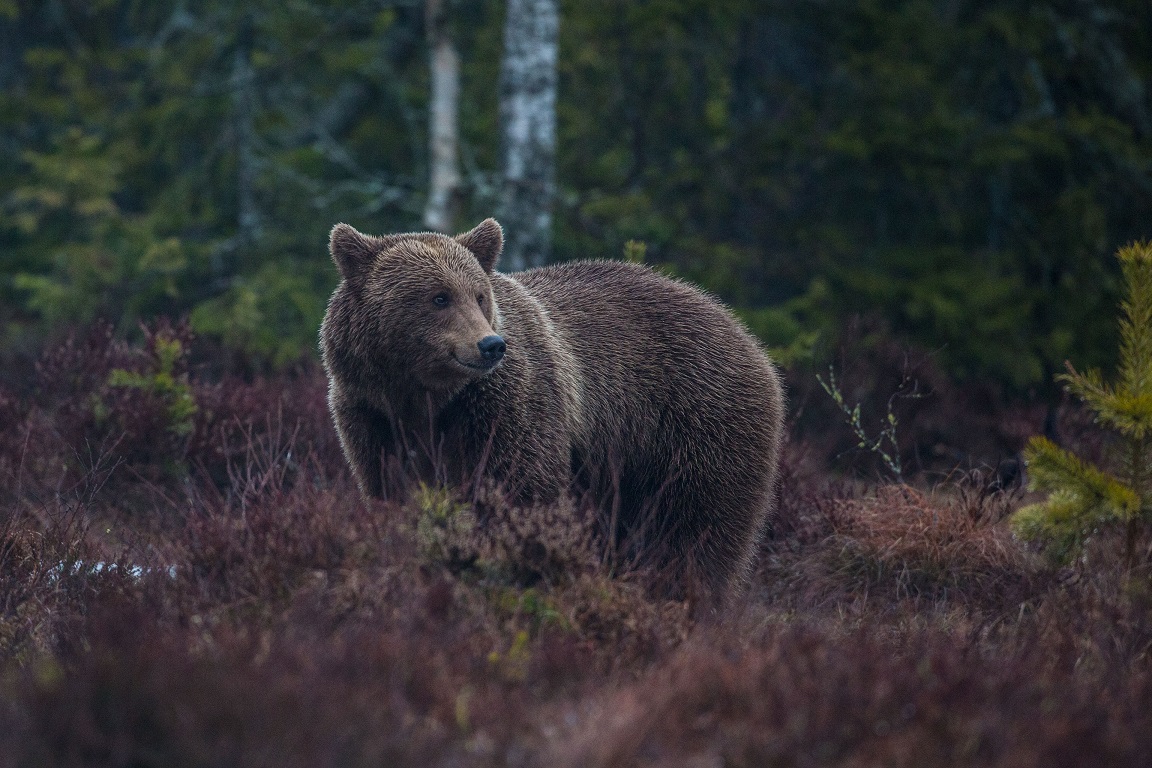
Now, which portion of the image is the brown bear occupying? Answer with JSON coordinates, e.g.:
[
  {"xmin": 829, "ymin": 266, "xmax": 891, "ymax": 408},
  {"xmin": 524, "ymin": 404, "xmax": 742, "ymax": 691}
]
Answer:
[{"xmin": 320, "ymin": 218, "xmax": 785, "ymax": 601}]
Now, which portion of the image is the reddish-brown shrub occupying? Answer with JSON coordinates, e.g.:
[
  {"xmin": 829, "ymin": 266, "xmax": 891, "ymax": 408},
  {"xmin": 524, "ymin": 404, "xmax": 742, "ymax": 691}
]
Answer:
[
  {"xmin": 548, "ymin": 625, "xmax": 1150, "ymax": 768},
  {"xmin": 4, "ymin": 320, "xmax": 1152, "ymax": 768},
  {"xmin": 187, "ymin": 368, "xmax": 345, "ymax": 491}
]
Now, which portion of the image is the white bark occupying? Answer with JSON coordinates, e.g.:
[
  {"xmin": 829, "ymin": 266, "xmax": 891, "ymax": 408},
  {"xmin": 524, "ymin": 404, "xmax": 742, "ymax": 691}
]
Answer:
[
  {"xmin": 498, "ymin": 0, "xmax": 559, "ymax": 270},
  {"xmin": 423, "ymin": 0, "xmax": 462, "ymax": 233}
]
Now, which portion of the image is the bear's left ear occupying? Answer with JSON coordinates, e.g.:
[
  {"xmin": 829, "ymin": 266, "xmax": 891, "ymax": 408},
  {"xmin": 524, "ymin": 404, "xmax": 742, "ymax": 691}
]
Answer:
[{"xmin": 455, "ymin": 218, "xmax": 503, "ymax": 273}]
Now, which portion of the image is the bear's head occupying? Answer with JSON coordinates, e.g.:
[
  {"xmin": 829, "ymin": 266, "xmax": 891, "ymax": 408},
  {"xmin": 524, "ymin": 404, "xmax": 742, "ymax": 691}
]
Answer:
[{"xmin": 328, "ymin": 219, "xmax": 506, "ymax": 391}]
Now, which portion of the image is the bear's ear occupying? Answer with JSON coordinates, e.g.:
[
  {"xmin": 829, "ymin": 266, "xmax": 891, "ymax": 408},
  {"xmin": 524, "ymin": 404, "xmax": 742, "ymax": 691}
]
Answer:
[
  {"xmin": 455, "ymin": 218, "xmax": 503, "ymax": 273},
  {"xmin": 330, "ymin": 223, "xmax": 394, "ymax": 278}
]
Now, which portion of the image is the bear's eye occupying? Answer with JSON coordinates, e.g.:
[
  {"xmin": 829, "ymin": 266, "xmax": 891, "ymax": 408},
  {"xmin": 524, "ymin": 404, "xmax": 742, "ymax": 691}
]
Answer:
[
  {"xmin": 476, "ymin": 294, "xmax": 485, "ymax": 306},
  {"xmin": 432, "ymin": 293, "xmax": 450, "ymax": 308}
]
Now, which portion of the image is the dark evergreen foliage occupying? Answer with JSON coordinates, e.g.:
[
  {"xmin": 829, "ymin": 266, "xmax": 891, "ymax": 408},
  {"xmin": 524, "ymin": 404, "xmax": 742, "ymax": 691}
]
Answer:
[{"xmin": 2, "ymin": 0, "xmax": 1149, "ymax": 392}]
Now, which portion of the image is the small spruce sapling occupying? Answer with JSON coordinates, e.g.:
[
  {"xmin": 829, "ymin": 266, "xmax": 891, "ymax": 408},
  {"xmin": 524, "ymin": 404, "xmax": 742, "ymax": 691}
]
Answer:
[
  {"xmin": 105, "ymin": 332, "xmax": 197, "ymax": 437},
  {"xmin": 1012, "ymin": 242, "xmax": 1152, "ymax": 567}
]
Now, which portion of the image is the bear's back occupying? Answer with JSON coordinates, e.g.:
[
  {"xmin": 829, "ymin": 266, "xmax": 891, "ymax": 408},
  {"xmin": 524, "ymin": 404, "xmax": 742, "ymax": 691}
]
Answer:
[{"xmin": 508, "ymin": 260, "xmax": 782, "ymax": 479}]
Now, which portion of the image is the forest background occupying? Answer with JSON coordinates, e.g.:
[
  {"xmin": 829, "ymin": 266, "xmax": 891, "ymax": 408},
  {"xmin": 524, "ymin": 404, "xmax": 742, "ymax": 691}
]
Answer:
[
  {"xmin": 5, "ymin": 3, "xmax": 1152, "ymax": 762},
  {"xmin": 4, "ymin": 0, "xmax": 1150, "ymax": 417}
]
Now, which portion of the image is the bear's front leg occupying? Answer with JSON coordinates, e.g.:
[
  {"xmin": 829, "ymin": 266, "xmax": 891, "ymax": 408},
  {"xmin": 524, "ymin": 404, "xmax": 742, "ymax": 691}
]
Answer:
[
  {"xmin": 491, "ymin": 427, "xmax": 571, "ymax": 506},
  {"xmin": 331, "ymin": 396, "xmax": 394, "ymax": 499},
  {"xmin": 453, "ymin": 410, "xmax": 568, "ymax": 506}
]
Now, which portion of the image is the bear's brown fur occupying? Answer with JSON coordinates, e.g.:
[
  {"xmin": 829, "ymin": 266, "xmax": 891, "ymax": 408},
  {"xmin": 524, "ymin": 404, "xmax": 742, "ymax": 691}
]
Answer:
[{"xmin": 320, "ymin": 218, "xmax": 785, "ymax": 601}]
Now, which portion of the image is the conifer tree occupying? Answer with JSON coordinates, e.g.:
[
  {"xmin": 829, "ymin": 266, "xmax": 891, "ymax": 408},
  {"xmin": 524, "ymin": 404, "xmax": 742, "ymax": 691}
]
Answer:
[{"xmin": 1012, "ymin": 242, "xmax": 1152, "ymax": 567}]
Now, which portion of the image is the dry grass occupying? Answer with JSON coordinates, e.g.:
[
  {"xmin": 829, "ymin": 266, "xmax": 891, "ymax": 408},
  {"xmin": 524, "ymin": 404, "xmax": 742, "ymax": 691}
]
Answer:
[{"xmin": 821, "ymin": 484, "xmax": 1039, "ymax": 603}]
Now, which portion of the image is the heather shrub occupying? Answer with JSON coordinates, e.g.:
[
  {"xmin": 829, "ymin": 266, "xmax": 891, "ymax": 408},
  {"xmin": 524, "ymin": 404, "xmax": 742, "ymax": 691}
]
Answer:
[
  {"xmin": 406, "ymin": 478, "xmax": 689, "ymax": 672},
  {"xmin": 3, "ymin": 321, "xmax": 343, "ymax": 513},
  {"xmin": 16, "ymin": 320, "xmax": 199, "ymax": 490},
  {"xmin": 187, "ymin": 368, "xmax": 344, "ymax": 491},
  {"xmin": 0, "ymin": 387, "xmax": 25, "ymax": 478},
  {"xmin": 764, "ymin": 438, "xmax": 854, "ymax": 545},
  {"xmin": 7, "ymin": 311, "xmax": 1152, "ymax": 766},
  {"xmin": 413, "ymin": 483, "xmax": 481, "ymax": 571},
  {"xmin": 0, "ymin": 502, "xmax": 136, "ymax": 664},
  {"xmin": 5, "ymin": 601, "xmax": 528, "ymax": 768},
  {"xmin": 171, "ymin": 463, "xmax": 368, "ymax": 610},
  {"xmin": 549, "ymin": 624, "xmax": 1149, "ymax": 768},
  {"xmin": 6, "ymin": 323, "xmax": 133, "ymax": 491},
  {"xmin": 550, "ymin": 574, "xmax": 691, "ymax": 667},
  {"xmin": 412, "ymin": 480, "xmax": 599, "ymax": 587}
]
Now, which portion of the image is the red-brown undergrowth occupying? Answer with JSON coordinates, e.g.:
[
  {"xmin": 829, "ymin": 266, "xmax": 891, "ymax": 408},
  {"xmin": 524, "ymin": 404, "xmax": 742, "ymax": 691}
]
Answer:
[
  {"xmin": 1, "ymin": 324, "xmax": 1149, "ymax": 766},
  {"xmin": 550, "ymin": 622, "xmax": 1151, "ymax": 768}
]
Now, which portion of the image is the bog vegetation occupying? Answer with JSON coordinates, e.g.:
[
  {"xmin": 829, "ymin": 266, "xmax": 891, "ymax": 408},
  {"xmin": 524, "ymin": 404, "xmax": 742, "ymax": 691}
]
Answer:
[
  {"xmin": 2, "ymin": 249, "xmax": 1152, "ymax": 763},
  {"xmin": 4, "ymin": 1, "xmax": 1152, "ymax": 765}
]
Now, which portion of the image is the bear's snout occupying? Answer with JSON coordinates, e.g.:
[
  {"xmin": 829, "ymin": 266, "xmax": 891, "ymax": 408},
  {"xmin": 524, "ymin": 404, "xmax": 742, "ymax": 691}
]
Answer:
[{"xmin": 478, "ymin": 335, "xmax": 506, "ymax": 365}]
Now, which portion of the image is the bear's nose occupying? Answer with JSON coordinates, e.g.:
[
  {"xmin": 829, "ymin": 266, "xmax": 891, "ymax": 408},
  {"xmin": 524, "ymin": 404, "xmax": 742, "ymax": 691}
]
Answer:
[{"xmin": 478, "ymin": 335, "xmax": 506, "ymax": 363}]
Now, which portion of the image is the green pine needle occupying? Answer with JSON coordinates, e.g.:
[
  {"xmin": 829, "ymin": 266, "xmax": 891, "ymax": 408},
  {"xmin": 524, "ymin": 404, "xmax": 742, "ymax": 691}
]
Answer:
[
  {"xmin": 1021, "ymin": 437, "xmax": 1139, "ymax": 521},
  {"xmin": 1117, "ymin": 242, "xmax": 1152, "ymax": 403},
  {"xmin": 1010, "ymin": 242, "xmax": 1152, "ymax": 565}
]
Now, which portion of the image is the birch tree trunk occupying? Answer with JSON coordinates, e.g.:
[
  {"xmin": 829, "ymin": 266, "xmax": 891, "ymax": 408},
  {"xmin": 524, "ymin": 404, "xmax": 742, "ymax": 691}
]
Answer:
[
  {"xmin": 423, "ymin": 0, "xmax": 461, "ymax": 233},
  {"xmin": 498, "ymin": 0, "xmax": 559, "ymax": 270}
]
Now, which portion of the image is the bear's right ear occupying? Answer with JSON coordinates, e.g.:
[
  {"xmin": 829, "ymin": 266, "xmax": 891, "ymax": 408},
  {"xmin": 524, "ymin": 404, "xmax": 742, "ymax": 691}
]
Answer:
[
  {"xmin": 330, "ymin": 223, "xmax": 393, "ymax": 278},
  {"xmin": 455, "ymin": 218, "xmax": 503, "ymax": 273}
]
